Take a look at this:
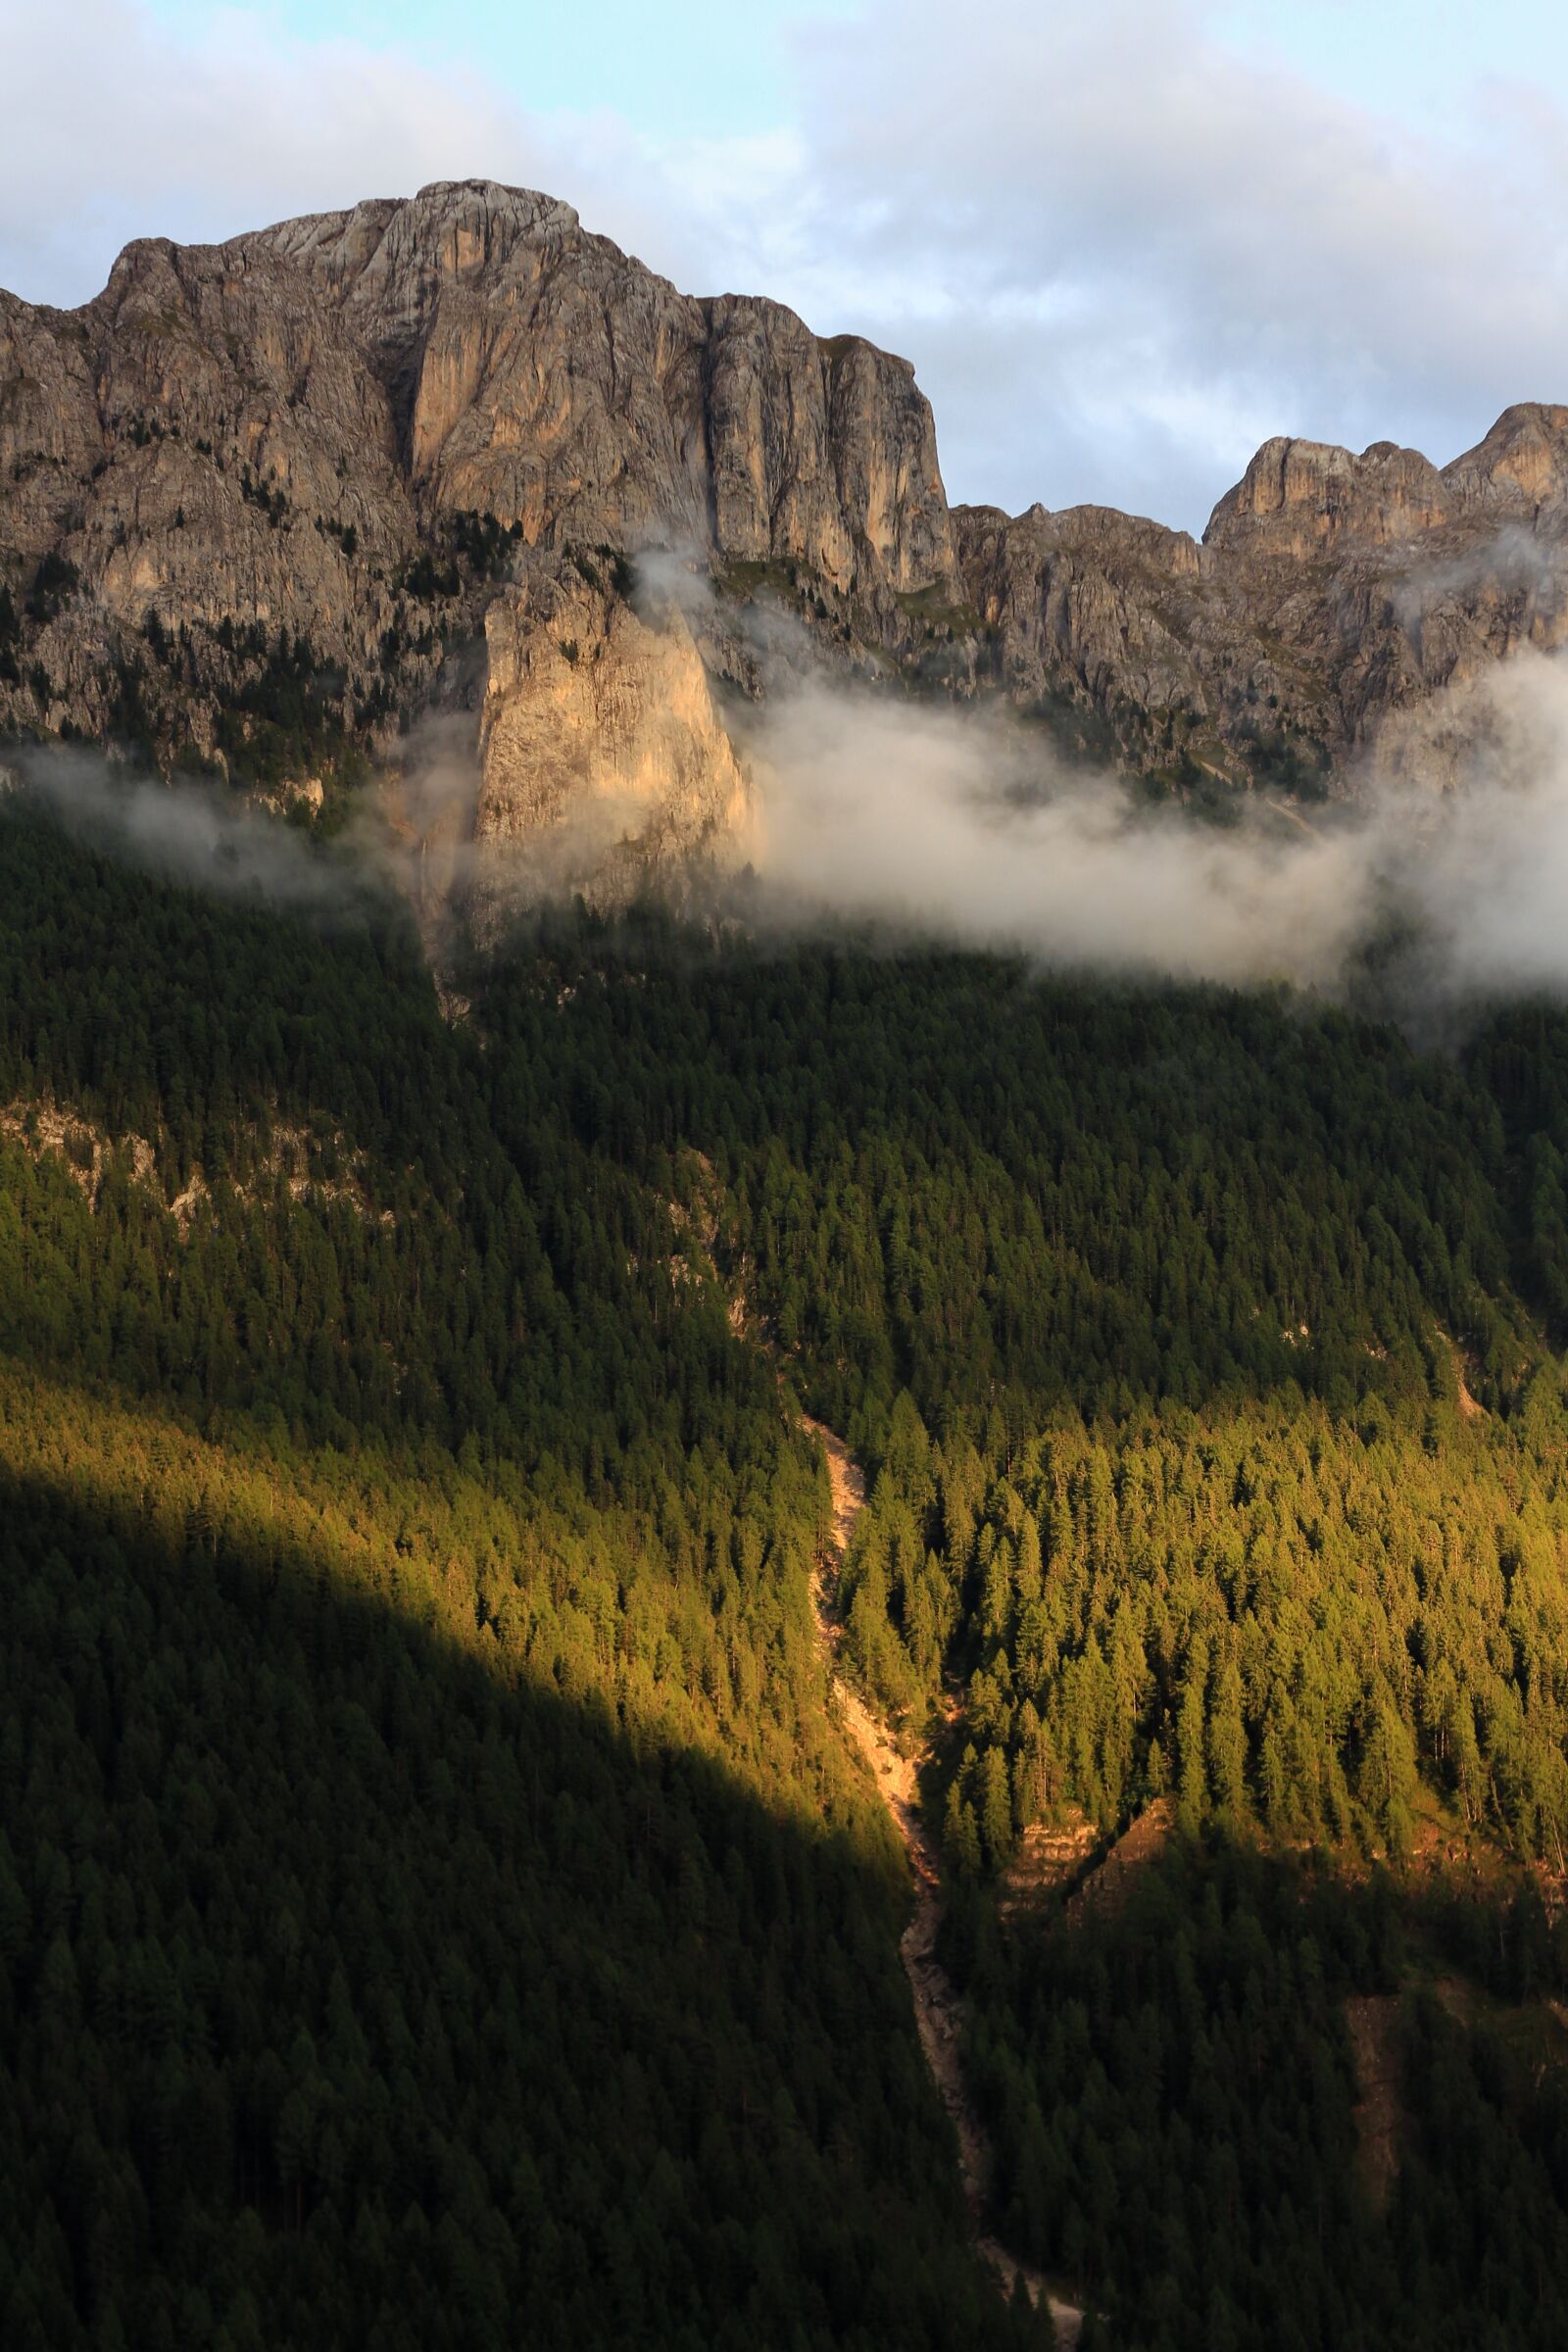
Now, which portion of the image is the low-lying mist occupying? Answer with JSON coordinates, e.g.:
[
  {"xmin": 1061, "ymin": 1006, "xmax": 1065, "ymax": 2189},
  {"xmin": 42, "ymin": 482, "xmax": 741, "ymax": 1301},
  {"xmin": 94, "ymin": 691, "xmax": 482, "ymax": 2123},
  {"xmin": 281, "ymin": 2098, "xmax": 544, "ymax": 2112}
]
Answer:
[
  {"xmin": 1, "ymin": 715, "xmax": 482, "ymax": 927},
  {"xmin": 2, "ymin": 742, "xmax": 380, "ymax": 915},
  {"xmin": 671, "ymin": 551, "xmax": 1568, "ymax": 1017},
  {"xmin": 751, "ymin": 685, "xmax": 1369, "ymax": 990},
  {"xmin": 11, "ymin": 570, "xmax": 1568, "ymax": 1030}
]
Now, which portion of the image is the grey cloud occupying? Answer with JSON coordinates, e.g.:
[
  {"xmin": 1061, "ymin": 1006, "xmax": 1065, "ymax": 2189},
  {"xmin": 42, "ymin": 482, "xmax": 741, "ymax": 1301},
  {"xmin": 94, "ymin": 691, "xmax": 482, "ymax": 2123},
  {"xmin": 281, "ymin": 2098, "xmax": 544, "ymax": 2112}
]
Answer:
[
  {"xmin": 1388, "ymin": 524, "xmax": 1568, "ymax": 633},
  {"xmin": 750, "ymin": 681, "xmax": 1374, "ymax": 987},
  {"xmin": 20, "ymin": 609, "xmax": 1568, "ymax": 1028},
  {"xmin": 770, "ymin": 0, "xmax": 1568, "ymax": 525}
]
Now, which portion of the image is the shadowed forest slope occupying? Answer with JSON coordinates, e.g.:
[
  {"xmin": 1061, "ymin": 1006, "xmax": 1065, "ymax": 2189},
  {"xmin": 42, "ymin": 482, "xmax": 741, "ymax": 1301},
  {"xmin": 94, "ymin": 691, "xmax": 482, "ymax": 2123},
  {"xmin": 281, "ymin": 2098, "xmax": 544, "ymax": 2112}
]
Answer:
[
  {"xmin": 0, "ymin": 800, "xmax": 1051, "ymax": 2350},
  {"xmin": 0, "ymin": 1366, "xmax": 1049, "ymax": 2352},
  {"xmin": 5, "ymin": 792, "xmax": 1568, "ymax": 2345}
]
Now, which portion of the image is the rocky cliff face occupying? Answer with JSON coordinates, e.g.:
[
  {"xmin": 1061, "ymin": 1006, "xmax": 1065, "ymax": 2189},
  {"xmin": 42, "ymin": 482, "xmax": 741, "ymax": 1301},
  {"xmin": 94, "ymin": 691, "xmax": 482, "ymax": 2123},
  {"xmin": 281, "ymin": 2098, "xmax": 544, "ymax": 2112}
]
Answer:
[
  {"xmin": 254, "ymin": 183, "xmax": 956, "ymax": 596},
  {"xmin": 474, "ymin": 555, "xmax": 753, "ymax": 903},
  {"xmin": 958, "ymin": 404, "xmax": 1568, "ymax": 796},
  {"xmin": 0, "ymin": 177, "xmax": 953, "ymax": 843},
  {"xmin": 3, "ymin": 175, "xmax": 1568, "ymax": 863}
]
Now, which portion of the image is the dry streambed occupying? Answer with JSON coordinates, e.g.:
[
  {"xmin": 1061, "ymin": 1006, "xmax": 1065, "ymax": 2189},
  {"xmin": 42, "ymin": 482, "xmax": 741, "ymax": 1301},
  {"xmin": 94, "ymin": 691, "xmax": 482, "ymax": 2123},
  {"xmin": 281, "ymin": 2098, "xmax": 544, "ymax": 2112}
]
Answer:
[{"xmin": 803, "ymin": 1417, "xmax": 1084, "ymax": 2347}]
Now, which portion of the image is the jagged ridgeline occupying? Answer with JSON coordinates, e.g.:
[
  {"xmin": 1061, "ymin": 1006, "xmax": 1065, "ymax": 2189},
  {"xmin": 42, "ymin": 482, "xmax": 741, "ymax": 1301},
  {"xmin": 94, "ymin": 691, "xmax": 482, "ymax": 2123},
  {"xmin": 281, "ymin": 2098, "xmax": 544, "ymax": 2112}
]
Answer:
[
  {"xmin": 4, "ymin": 779, "xmax": 1568, "ymax": 2348},
  {"xmin": 9, "ymin": 175, "xmax": 1568, "ymax": 868}
]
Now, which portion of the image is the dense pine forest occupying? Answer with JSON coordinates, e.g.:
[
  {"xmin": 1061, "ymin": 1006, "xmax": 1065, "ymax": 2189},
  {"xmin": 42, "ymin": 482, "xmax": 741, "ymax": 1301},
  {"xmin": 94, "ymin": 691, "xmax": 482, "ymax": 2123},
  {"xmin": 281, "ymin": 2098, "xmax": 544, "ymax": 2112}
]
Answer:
[{"xmin": 4, "ymin": 781, "xmax": 1568, "ymax": 2348}]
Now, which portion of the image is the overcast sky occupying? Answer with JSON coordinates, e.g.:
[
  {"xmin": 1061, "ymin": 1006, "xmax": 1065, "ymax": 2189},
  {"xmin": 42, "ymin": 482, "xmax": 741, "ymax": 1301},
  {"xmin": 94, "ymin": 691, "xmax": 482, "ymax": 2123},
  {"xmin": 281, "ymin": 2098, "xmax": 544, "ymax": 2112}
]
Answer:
[{"xmin": 5, "ymin": 0, "xmax": 1568, "ymax": 532}]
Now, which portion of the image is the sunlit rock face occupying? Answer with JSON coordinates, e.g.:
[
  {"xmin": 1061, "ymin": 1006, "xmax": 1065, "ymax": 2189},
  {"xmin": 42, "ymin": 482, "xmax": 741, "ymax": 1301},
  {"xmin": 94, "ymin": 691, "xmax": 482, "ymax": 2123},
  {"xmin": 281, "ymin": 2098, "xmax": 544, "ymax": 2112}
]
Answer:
[
  {"xmin": 472, "ymin": 556, "xmax": 754, "ymax": 907},
  {"xmin": 1202, "ymin": 436, "xmax": 1453, "ymax": 560},
  {"xmin": 5, "ymin": 172, "xmax": 1568, "ymax": 824}
]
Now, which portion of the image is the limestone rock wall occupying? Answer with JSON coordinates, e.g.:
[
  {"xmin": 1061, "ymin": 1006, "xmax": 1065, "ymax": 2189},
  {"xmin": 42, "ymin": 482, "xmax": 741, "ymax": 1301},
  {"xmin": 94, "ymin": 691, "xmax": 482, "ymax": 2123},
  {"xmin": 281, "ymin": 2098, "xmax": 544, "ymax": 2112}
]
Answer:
[
  {"xmin": 5, "ymin": 173, "xmax": 1568, "ymax": 840},
  {"xmin": 955, "ymin": 404, "xmax": 1568, "ymax": 788},
  {"xmin": 0, "ymin": 178, "xmax": 955, "ymax": 768},
  {"xmin": 474, "ymin": 558, "xmax": 754, "ymax": 902}
]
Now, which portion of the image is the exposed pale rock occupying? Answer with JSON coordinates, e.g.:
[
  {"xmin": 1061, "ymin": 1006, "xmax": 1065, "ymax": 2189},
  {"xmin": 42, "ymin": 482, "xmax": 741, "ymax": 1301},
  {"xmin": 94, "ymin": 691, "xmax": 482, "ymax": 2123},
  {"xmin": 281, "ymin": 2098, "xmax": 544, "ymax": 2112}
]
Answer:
[
  {"xmin": 956, "ymin": 503, "xmax": 1207, "ymax": 727},
  {"xmin": 1203, "ymin": 436, "xmax": 1452, "ymax": 559},
  {"xmin": 474, "ymin": 558, "xmax": 753, "ymax": 902},
  {"xmin": 249, "ymin": 180, "xmax": 956, "ymax": 593},
  {"xmin": 1442, "ymin": 404, "xmax": 1568, "ymax": 518}
]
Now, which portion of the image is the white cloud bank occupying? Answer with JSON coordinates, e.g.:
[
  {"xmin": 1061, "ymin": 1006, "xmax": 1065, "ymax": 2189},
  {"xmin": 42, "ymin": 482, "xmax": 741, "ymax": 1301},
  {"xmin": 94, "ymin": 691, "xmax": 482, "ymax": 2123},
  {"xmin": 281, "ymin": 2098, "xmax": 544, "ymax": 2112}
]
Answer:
[
  {"xmin": 17, "ymin": 624, "xmax": 1568, "ymax": 1022},
  {"xmin": 743, "ymin": 644, "xmax": 1568, "ymax": 1013},
  {"xmin": 751, "ymin": 684, "xmax": 1368, "ymax": 988}
]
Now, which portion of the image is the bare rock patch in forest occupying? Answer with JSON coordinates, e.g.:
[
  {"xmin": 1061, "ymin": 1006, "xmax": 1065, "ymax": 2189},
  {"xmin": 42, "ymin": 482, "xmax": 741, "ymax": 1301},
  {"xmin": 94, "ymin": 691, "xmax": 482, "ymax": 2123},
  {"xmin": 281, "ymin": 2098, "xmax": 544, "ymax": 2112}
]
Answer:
[
  {"xmin": 804, "ymin": 1414, "xmax": 1085, "ymax": 2348},
  {"xmin": 1346, "ymin": 1993, "xmax": 1404, "ymax": 2214}
]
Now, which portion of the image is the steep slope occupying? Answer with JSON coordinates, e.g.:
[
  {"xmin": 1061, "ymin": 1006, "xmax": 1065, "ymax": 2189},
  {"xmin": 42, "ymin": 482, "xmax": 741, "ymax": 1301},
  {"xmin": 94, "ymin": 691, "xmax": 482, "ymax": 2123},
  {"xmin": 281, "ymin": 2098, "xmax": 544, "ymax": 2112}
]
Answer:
[
  {"xmin": 254, "ymin": 183, "xmax": 956, "ymax": 596},
  {"xmin": 0, "ymin": 799, "xmax": 1050, "ymax": 2352},
  {"xmin": 6, "ymin": 774, "xmax": 1568, "ymax": 2345},
  {"xmin": 806, "ymin": 1414, "xmax": 1085, "ymax": 2346}
]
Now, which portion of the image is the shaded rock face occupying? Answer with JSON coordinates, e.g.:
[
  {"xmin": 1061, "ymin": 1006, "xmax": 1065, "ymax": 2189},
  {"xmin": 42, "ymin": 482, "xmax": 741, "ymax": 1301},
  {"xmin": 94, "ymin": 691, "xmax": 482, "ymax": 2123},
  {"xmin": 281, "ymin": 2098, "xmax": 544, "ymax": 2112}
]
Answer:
[
  {"xmin": 474, "ymin": 557, "xmax": 753, "ymax": 904},
  {"xmin": 957, "ymin": 404, "xmax": 1568, "ymax": 793}
]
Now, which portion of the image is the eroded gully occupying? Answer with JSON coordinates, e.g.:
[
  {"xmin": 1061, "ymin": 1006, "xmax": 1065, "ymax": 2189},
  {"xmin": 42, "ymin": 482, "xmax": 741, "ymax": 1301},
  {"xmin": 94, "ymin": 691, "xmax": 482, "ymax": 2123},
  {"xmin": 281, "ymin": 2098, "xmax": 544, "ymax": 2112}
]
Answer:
[{"xmin": 802, "ymin": 1417, "xmax": 1085, "ymax": 2349}]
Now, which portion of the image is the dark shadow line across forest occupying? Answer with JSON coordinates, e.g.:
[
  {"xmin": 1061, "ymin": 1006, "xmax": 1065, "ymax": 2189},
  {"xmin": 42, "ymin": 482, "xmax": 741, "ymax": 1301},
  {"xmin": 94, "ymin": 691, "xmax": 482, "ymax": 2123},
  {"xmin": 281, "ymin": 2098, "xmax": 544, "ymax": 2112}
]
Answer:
[{"xmin": 0, "ymin": 1421, "xmax": 1053, "ymax": 2352}]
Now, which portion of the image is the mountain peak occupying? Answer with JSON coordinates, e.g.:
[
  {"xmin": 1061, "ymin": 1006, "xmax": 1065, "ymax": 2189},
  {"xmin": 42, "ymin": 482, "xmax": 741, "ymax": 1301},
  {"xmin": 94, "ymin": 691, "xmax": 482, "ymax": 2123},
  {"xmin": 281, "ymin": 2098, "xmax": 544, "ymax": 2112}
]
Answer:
[
  {"xmin": 1202, "ymin": 431, "xmax": 1449, "ymax": 556},
  {"xmin": 1443, "ymin": 402, "xmax": 1568, "ymax": 515},
  {"xmin": 3, "ymin": 176, "xmax": 1568, "ymax": 827}
]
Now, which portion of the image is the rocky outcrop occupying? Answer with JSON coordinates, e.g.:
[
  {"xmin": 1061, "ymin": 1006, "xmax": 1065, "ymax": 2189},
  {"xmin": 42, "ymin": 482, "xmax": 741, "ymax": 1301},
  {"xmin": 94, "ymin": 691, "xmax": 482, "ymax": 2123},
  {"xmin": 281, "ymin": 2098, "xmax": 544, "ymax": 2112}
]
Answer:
[
  {"xmin": 1441, "ymin": 404, "xmax": 1568, "ymax": 519},
  {"xmin": 957, "ymin": 405, "xmax": 1568, "ymax": 793},
  {"xmin": 252, "ymin": 183, "xmax": 956, "ymax": 596},
  {"xmin": 4, "ymin": 172, "xmax": 1568, "ymax": 852},
  {"xmin": 0, "ymin": 227, "xmax": 425, "ymax": 758},
  {"xmin": 954, "ymin": 504, "xmax": 1208, "ymax": 748},
  {"xmin": 1203, "ymin": 436, "xmax": 1451, "ymax": 560},
  {"xmin": 474, "ymin": 555, "xmax": 753, "ymax": 903}
]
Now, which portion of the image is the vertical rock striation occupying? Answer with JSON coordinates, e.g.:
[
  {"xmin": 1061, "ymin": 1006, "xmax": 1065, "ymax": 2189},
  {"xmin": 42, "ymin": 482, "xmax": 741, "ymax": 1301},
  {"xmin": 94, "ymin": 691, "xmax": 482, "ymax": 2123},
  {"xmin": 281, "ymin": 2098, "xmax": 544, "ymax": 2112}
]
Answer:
[{"xmin": 5, "ymin": 174, "xmax": 1568, "ymax": 863}]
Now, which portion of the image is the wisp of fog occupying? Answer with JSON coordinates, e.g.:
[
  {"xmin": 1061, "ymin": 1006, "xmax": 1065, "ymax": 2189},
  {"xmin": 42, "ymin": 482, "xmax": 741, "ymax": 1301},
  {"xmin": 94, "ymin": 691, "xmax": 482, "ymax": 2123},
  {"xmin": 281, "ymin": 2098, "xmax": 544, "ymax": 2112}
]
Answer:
[
  {"xmin": 749, "ymin": 685, "xmax": 1370, "ymax": 989},
  {"xmin": 13, "ymin": 567, "xmax": 1568, "ymax": 1020},
  {"xmin": 745, "ymin": 632, "xmax": 1568, "ymax": 1011},
  {"xmin": 4, "ymin": 742, "xmax": 371, "ymax": 915}
]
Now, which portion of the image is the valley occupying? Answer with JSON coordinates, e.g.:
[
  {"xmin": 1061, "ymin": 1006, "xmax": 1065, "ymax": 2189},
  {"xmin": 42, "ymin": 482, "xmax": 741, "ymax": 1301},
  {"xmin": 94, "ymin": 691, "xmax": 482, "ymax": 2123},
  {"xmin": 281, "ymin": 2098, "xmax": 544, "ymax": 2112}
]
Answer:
[{"xmin": 2, "ymin": 801, "xmax": 1568, "ymax": 2344}]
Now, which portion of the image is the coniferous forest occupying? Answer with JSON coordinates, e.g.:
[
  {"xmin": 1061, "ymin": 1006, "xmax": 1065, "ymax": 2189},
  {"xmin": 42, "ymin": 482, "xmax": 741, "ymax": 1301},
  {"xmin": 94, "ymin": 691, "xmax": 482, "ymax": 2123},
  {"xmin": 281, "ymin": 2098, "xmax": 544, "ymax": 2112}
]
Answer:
[{"xmin": 4, "ymin": 786, "xmax": 1568, "ymax": 2350}]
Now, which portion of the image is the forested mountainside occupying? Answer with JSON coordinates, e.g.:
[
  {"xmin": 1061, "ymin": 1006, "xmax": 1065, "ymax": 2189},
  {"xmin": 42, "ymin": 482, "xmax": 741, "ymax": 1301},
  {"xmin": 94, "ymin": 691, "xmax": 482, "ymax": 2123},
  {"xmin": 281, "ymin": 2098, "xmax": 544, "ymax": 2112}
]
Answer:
[
  {"xmin": 7, "ymin": 176, "xmax": 1568, "ymax": 847},
  {"xmin": 0, "ymin": 803, "xmax": 1045, "ymax": 2352},
  {"xmin": 3, "ymin": 784, "xmax": 1568, "ymax": 2348}
]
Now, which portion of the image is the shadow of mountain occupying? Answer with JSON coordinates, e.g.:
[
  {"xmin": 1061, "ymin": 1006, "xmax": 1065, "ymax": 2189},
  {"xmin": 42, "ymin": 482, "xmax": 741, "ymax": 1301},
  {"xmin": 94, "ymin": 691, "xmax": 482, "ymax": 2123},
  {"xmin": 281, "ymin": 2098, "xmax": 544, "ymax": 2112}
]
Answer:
[{"xmin": 0, "ymin": 1445, "xmax": 1045, "ymax": 2352}]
